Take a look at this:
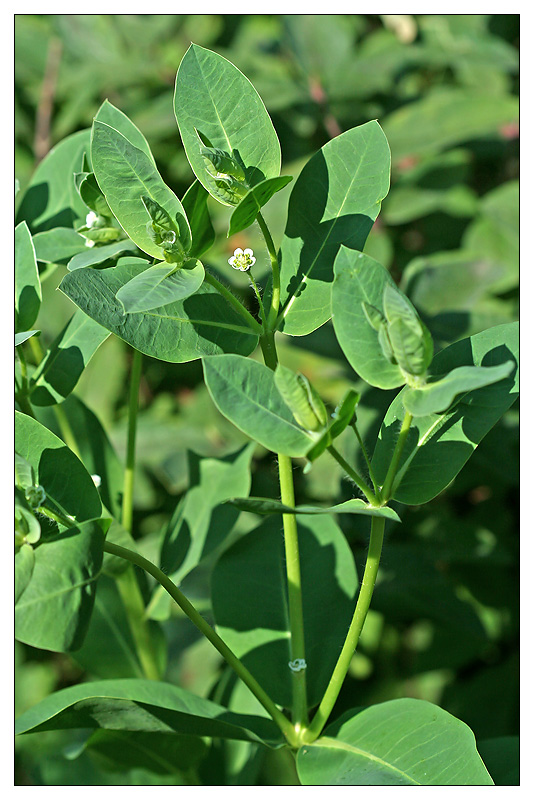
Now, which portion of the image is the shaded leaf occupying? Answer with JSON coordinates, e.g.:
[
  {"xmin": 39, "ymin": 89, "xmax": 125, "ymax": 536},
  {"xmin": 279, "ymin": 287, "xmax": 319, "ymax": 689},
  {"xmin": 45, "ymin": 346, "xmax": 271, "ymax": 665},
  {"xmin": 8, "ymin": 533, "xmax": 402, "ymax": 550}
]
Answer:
[
  {"xmin": 228, "ymin": 176, "xmax": 293, "ymax": 236},
  {"xmin": 181, "ymin": 179, "xmax": 215, "ymax": 258},
  {"xmin": 227, "ymin": 497, "xmax": 400, "ymax": 522},
  {"xmin": 15, "ymin": 220, "xmax": 41, "ymax": 333}
]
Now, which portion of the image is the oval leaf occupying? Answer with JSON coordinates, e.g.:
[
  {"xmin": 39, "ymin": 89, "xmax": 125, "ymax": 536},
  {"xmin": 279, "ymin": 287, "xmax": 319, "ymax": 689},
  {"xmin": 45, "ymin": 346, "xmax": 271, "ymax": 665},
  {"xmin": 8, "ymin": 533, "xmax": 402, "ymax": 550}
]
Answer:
[
  {"xmin": 297, "ymin": 699, "xmax": 493, "ymax": 785},
  {"xmin": 116, "ymin": 259, "xmax": 205, "ymax": 314},
  {"xmin": 228, "ymin": 176, "xmax": 293, "ymax": 237},
  {"xmin": 277, "ymin": 121, "xmax": 391, "ymax": 336},
  {"xmin": 95, "ymin": 99, "xmax": 156, "ymax": 163},
  {"xmin": 15, "ymin": 221, "xmax": 41, "ymax": 333}
]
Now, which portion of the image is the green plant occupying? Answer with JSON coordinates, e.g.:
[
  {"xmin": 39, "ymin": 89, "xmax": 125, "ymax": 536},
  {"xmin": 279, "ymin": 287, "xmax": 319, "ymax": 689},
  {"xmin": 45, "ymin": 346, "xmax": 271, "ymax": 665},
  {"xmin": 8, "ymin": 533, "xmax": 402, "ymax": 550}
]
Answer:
[{"xmin": 15, "ymin": 41, "xmax": 518, "ymax": 785}]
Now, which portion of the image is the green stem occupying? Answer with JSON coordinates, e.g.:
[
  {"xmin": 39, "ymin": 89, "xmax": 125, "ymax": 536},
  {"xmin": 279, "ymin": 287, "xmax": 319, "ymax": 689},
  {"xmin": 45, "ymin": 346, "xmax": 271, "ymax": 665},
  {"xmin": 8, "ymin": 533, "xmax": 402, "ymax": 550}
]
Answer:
[
  {"xmin": 53, "ymin": 403, "xmax": 82, "ymax": 459},
  {"xmin": 256, "ymin": 210, "xmax": 280, "ymax": 330},
  {"xmin": 306, "ymin": 515, "xmax": 386, "ymax": 741},
  {"xmin": 350, "ymin": 421, "xmax": 380, "ymax": 497},
  {"xmin": 15, "ymin": 391, "xmax": 36, "ymax": 419},
  {"xmin": 380, "ymin": 410, "xmax": 413, "ymax": 502},
  {"xmin": 327, "ymin": 444, "xmax": 379, "ymax": 507},
  {"xmin": 122, "ymin": 348, "xmax": 143, "ymax": 534},
  {"xmin": 248, "ymin": 271, "xmax": 267, "ymax": 328},
  {"xmin": 102, "ymin": 541, "xmax": 298, "ymax": 746},
  {"xmin": 204, "ymin": 272, "xmax": 263, "ymax": 334},
  {"xmin": 115, "ymin": 566, "xmax": 160, "ymax": 680}
]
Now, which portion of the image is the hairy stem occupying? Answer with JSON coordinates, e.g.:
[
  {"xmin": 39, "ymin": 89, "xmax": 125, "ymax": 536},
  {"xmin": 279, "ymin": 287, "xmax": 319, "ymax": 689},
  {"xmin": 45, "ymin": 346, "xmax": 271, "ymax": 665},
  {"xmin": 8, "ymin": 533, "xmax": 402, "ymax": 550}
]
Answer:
[
  {"xmin": 256, "ymin": 210, "xmax": 280, "ymax": 330},
  {"xmin": 204, "ymin": 271, "xmax": 263, "ymax": 333},
  {"xmin": 306, "ymin": 514, "xmax": 386, "ymax": 740},
  {"xmin": 380, "ymin": 410, "xmax": 413, "ymax": 502},
  {"xmin": 327, "ymin": 444, "xmax": 380, "ymax": 507},
  {"xmin": 103, "ymin": 541, "xmax": 298, "ymax": 746}
]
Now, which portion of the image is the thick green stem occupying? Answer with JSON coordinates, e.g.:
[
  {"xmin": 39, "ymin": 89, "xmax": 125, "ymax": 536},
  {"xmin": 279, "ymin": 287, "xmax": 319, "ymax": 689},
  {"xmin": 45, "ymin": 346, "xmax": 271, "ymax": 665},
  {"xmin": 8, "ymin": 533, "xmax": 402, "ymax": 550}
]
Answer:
[
  {"xmin": 306, "ymin": 515, "xmax": 386, "ymax": 740},
  {"xmin": 380, "ymin": 410, "xmax": 413, "ymax": 502},
  {"xmin": 327, "ymin": 444, "xmax": 380, "ymax": 507},
  {"xmin": 115, "ymin": 566, "xmax": 161, "ymax": 680},
  {"xmin": 204, "ymin": 272, "xmax": 263, "ymax": 334},
  {"xmin": 102, "ymin": 541, "xmax": 298, "ymax": 746},
  {"xmin": 278, "ymin": 453, "xmax": 309, "ymax": 729},
  {"xmin": 122, "ymin": 348, "xmax": 143, "ymax": 534},
  {"xmin": 256, "ymin": 210, "xmax": 280, "ymax": 330}
]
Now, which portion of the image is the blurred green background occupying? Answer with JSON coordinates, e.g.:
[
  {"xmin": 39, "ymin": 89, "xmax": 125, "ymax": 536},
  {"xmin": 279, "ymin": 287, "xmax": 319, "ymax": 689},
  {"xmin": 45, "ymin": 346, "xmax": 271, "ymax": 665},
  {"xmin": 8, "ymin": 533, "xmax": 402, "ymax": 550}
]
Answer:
[{"xmin": 15, "ymin": 14, "xmax": 519, "ymax": 785}]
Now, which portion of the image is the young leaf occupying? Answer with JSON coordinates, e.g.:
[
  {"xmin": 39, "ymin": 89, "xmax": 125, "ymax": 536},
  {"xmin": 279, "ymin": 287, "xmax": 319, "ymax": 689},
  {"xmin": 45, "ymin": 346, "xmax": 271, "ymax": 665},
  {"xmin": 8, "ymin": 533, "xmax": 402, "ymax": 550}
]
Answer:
[
  {"xmin": 16, "ymin": 129, "xmax": 92, "ymax": 233},
  {"xmin": 15, "ymin": 520, "xmax": 105, "ymax": 653},
  {"xmin": 228, "ymin": 176, "xmax": 293, "ymax": 237},
  {"xmin": 91, "ymin": 121, "xmax": 191, "ymax": 259},
  {"xmin": 15, "ymin": 411, "xmax": 102, "ymax": 523},
  {"xmin": 297, "ymin": 699, "xmax": 493, "ymax": 785},
  {"xmin": 116, "ymin": 259, "xmax": 205, "ymax": 314},
  {"xmin": 203, "ymin": 355, "xmax": 317, "ymax": 457},
  {"xmin": 60, "ymin": 261, "xmax": 259, "ymax": 362},
  {"xmin": 332, "ymin": 248, "xmax": 408, "ymax": 388},
  {"xmin": 372, "ymin": 322, "xmax": 518, "ymax": 505},
  {"xmin": 15, "ymin": 330, "xmax": 40, "ymax": 347},
  {"xmin": 32, "ymin": 228, "xmax": 89, "ymax": 266},
  {"xmin": 67, "ymin": 239, "xmax": 140, "ymax": 271},
  {"xmin": 403, "ymin": 361, "xmax": 515, "ymax": 417},
  {"xmin": 85, "ymin": 730, "xmax": 207, "ymax": 776},
  {"xmin": 174, "ymin": 44, "xmax": 281, "ymax": 204},
  {"xmin": 29, "ymin": 310, "xmax": 110, "ymax": 406},
  {"xmin": 181, "ymin": 180, "xmax": 215, "ymax": 259},
  {"xmin": 15, "ymin": 221, "xmax": 41, "ymax": 333},
  {"xmin": 15, "ymin": 678, "xmax": 283, "ymax": 747},
  {"xmin": 226, "ymin": 497, "xmax": 400, "ymax": 523},
  {"xmin": 211, "ymin": 515, "xmax": 358, "ymax": 709},
  {"xmin": 276, "ymin": 121, "xmax": 391, "ymax": 335}
]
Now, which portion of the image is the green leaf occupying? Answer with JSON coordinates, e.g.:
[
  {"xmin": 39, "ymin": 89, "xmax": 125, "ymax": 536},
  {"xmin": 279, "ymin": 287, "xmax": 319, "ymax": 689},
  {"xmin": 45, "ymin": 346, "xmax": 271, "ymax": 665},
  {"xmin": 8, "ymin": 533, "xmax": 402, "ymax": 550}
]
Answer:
[
  {"xmin": 15, "ymin": 544, "xmax": 35, "ymax": 604},
  {"xmin": 15, "ymin": 520, "xmax": 105, "ymax": 652},
  {"xmin": 228, "ymin": 176, "xmax": 293, "ymax": 236},
  {"xmin": 29, "ymin": 310, "xmax": 110, "ymax": 406},
  {"xmin": 67, "ymin": 239, "xmax": 140, "ymax": 271},
  {"xmin": 116, "ymin": 259, "xmax": 205, "ymax": 314},
  {"xmin": 404, "ymin": 362, "xmax": 515, "ymax": 417},
  {"xmin": 16, "ymin": 129, "xmax": 92, "ymax": 232},
  {"xmin": 477, "ymin": 737, "xmax": 519, "ymax": 786},
  {"xmin": 297, "ymin": 699, "xmax": 493, "ymax": 785},
  {"xmin": 85, "ymin": 729, "xmax": 207, "ymax": 775},
  {"xmin": 15, "ymin": 221, "xmax": 41, "ymax": 333},
  {"xmin": 276, "ymin": 121, "xmax": 391, "ymax": 335},
  {"xmin": 15, "ymin": 411, "xmax": 102, "ymax": 523},
  {"xmin": 174, "ymin": 44, "xmax": 281, "ymax": 204},
  {"xmin": 181, "ymin": 180, "xmax": 215, "ymax": 259},
  {"xmin": 372, "ymin": 322, "xmax": 519, "ymax": 505},
  {"xmin": 91, "ymin": 121, "xmax": 191, "ymax": 259},
  {"xmin": 211, "ymin": 515, "xmax": 358, "ymax": 709},
  {"xmin": 94, "ymin": 99, "xmax": 156, "ymax": 164},
  {"xmin": 306, "ymin": 388, "xmax": 360, "ymax": 462},
  {"xmin": 59, "ymin": 261, "xmax": 259, "ymax": 363},
  {"xmin": 32, "ymin": 227, "xmax": 89, "ymax": 265},
  {"xmin": 160, "ymin": 444, "xmax": 255, "ymax": 583},
  {"xmin": 203, "ymin": 355, "xmax": 317, "ymax": 456},
  {"xmin": 15, "ymin": 330, "xmax": 40, "ymax": 346},
  {"xmin": 226, "ymin": 497, "xmax": 401, "ymax": 523},
  {"xmin": 332, "ymin": 248, "xmax": 405, "ymax": 388},
  {"xmin": 15, "ymin": 678, "xmax": 283, "ymax": 747}
]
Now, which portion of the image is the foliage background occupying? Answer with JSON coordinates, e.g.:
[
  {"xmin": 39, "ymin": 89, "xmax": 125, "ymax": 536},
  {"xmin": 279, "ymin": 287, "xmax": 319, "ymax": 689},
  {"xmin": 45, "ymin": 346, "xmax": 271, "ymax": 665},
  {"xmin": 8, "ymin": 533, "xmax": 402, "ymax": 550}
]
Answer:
[{"xmin": 15, "ymin": 14, "xmax": 519, "ymax": 785}]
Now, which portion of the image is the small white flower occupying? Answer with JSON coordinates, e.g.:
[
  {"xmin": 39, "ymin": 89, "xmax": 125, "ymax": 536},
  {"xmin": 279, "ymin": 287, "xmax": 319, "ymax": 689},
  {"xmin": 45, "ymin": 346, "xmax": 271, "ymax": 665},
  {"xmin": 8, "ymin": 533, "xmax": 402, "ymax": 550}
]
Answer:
[
  {"xmin": 85, "ymin": 211, "xmax": 98, "ymax": 228},
  {"xmin": 91, "ymin": 474, "xmax": 102, "ymax": 488},
  {"xmin": 85, "ymin": 238, "xmax": 95, "ymax": 248},
  {"xmin": 228, "ymin": 247, "xmax": 256, "ymax": 272}
]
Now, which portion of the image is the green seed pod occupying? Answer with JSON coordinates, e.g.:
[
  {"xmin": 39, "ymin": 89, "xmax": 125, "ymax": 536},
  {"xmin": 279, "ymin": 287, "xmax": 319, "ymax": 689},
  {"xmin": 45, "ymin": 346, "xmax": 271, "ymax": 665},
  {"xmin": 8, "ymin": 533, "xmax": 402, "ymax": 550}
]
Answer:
[
  {"xmin": 199, "ymin": 146, "xmax": 246, "ymax": 182},
  {"xmin": 274, "ymin": 365, "xmax": 328, "ymax": 433}
]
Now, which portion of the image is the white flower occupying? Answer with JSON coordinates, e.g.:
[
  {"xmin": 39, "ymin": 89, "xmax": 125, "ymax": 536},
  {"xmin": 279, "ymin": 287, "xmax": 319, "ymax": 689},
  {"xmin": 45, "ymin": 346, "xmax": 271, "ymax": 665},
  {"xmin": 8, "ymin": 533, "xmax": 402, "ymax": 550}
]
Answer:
[
  {"xmin": 91, "ymin": 474, "xmax": 102, "ymax": 488},
  {"xmin": 228, "ymin": 247, "xmax": 256, "ymax": 272},
  {"xmin": 85, "ymin": 211, "xmax": 98, "ymax": 228}
]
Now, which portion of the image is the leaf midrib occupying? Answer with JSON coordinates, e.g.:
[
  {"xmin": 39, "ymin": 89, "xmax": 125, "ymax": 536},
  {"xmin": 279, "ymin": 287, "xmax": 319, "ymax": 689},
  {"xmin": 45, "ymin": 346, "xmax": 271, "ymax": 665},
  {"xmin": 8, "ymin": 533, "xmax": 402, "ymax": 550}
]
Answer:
[{"xmin": 311, "ymin": 736, "xmax": 421, "ymax": 785}]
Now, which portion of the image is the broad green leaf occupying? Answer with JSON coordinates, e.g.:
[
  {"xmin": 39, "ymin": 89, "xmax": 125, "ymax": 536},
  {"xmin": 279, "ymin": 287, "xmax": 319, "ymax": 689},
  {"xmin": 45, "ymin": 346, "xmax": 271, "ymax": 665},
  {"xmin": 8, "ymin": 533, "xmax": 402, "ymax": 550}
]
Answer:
[
  {"xmin": 15, "ymin": 221, "xmax": 41, "ymax": 333},
  {"xmin": 15, "ymin": 678, "xmax": 283, "ymax": 747},
  {"xmin": 181, "ymin": 180, "xmax": 215, "ymax": 258},
  {"xmin": 297, "ymin": 699, "xmax": 493, "ymax": 785},
  {"xmin": 29, "ymin": 310, "xmax": 110, "ymax": 406},
  {"xmin": 276, "ymin": 121, "xmax": 391, "ymax": 335},
  {"xmin": 372, "ymin": 322, "xmax": 518, "ymax": 504},
  {"xmin": 15, "ymin": 411, "xmax": 102, "ymax": 523},
  {"xmin": 15, "ymin": 330, "xmax": 39, "ymax": 346},
  {"xmin": 227, "ymin": 497, "xmax": 400, "ymax": 523},
  {"xmin": 15, "ymin": 544, "xmax": 35, "ymax": 603},
  {"xmin": 211, "ymin": 515, "xmax": 358, "ymax": 709},
  {"xmin": 404, "ymin": 361, "xmax": 514, "ymax": 417},
  {"xmin": 203, "ymin": 355, "xmax": 317, "ymax": 456},
  {"xmin": 85, "ymin": 729, "xmax": 207, "ymax": 775},
  {"xmin": 477, "ymin": 737, "xmax": 519, "ymax": 786},
  {"xmin": 332, "ymin": 248, "xmax": 405, "ymax": 388},
  {"xmin": 91, "ymin": 121, "xmax": 191, "ymax": 259},
  {"xmin": 228, "ymin": 176, "xmax": 293, "ymax": 237},
  {"xmin": 383, "ymin": 88, "xmax": 518, "ymax": 163},
  {"xmin": 174, "ymin": 44, "xmax": 281, "ymax": 204},
  {"xmin": 67, "ymin": 238, "xmax": 140, "ymax": 271},
  {"xmin": 94, "ymin": 99, "xmax": 156, "ymax": 163},
  {"xmin": 32, "ymin": 227, "xmax": 89, "ymax": 265},
  {"xmin": 116, "ymin": 259, "xmax": 205, "ymax": 314},
  {"xmin": 15, "ymin": 520, "xmax": 105, "ymax": 652},
  {"xmin": 59, "ymin": 261, "xmax": 259, "ymax": 363},
  {"xmin": 16, "ymin": 129, "xmax": 91, "ymax": 232}
]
